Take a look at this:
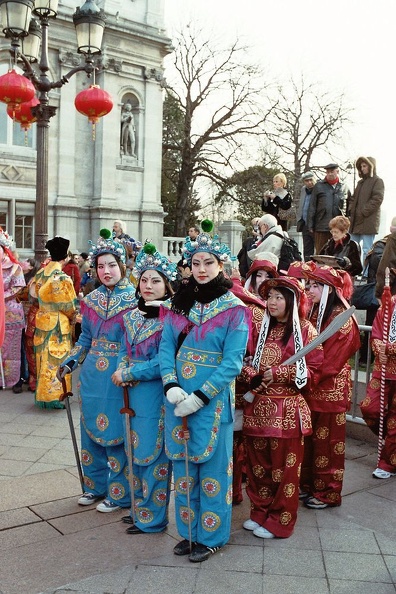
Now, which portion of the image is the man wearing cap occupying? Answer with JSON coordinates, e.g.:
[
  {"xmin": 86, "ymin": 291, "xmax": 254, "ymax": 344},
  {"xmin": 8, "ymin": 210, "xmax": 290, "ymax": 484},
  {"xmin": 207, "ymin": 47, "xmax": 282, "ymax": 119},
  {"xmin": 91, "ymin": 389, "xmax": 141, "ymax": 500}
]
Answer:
[
  {"xmin": 307, "ymin": 164, "xmax": 350, "ymax": 254},
  {"xmin": 296, "ymin": 171, "xmax": 316, "ymax": 260}
]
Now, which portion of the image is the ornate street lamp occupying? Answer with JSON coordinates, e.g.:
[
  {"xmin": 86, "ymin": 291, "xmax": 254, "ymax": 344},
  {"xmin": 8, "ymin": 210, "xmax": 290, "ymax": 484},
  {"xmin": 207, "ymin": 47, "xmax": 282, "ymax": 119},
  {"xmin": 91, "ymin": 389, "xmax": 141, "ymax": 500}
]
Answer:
[{"xmin": 0, "ymin": 0, "xmax": 106, "ymax": 260}]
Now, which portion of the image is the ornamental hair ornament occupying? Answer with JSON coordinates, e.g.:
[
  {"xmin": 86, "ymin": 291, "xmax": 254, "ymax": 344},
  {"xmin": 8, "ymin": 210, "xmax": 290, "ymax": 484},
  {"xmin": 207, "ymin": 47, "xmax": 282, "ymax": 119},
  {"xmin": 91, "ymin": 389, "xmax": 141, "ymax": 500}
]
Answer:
[
  {"xmin": 0, "ymin": 227, "xmax": 13, "ymax": 250},
  {"xmin": 182, "ymin": 219, "xmax": 231, "ymax": 265},
  {"xmin": 134, "ymin": 242, "xmax": 177, "ymax": 282},
  {"xmin": 88, "ymin": 228, "xmax": 127, "ymax": 265}
]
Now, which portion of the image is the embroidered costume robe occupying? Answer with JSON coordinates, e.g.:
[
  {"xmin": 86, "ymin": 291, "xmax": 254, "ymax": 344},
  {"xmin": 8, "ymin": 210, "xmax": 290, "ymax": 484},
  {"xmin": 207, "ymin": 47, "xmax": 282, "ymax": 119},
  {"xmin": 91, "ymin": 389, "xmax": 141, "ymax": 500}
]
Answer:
[
  {"xmin": 117, "ymin": 307, "xmax": 172, "ymax": 532},
  {"xmin": 160, "ymin": 292, "xmax": 249, "ymax": 549},
  {"xmin": 33, "ymin": 261, "xmax": 76, "ymax": 408},
  {"xmin": 63, "ymin": 278, "xmax": 136, "ymax": 505},
  {"xmin": 240, "ymin": 319, "xmax": 323, "ymax": 537},
  {"xmin": 361, "ymin": 296, "xmax": 396, "ymax": 473},
  {"xmin": 301, "ymin": 304, "xmax": 360, "ymax": 506},
  {"xmin": 1, "ymin": 259, "xmax": 25, "ymax": 388}
]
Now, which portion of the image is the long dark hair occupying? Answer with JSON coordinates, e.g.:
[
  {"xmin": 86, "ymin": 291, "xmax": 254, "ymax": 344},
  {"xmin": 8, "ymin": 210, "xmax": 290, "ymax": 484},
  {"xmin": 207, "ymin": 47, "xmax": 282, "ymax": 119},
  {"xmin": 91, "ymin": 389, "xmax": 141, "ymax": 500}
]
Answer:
[{"xmin": 268, "ymin": 286, "xmax": 295, "ymax": 345}]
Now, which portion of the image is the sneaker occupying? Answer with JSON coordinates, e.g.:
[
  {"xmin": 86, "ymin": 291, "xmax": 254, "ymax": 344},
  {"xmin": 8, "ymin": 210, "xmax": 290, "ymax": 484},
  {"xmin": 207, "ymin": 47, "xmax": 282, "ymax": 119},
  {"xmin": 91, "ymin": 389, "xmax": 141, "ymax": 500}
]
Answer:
[
  {"xmin": 253, "ymin": 526, "xmax": 275, "ymax": 539},
  {"xmin": 243, "ymin": 519, "xmax": 260, "ymax": 531},
  {"xmin": 78, "ymin": 492, "xmax": 104, "ymax": 506},
  {"xmin": 96, "ymin": 499, "xmax": 121, "ymax": 513},
  {"xmin": 304, "ymin": 496, "xmax": 329, "ymax": 509},
  {"xmin": 372, "ymin": 467, "xmax": 396, "ymax": 479}
]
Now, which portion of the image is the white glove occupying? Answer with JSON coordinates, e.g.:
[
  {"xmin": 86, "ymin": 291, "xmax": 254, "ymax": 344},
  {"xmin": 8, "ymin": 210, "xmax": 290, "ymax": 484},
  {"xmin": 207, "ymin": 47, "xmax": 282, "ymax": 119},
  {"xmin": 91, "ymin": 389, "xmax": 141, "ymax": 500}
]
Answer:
[
  {"xmin": 166, "ymin": 386, "xmax": 188, "ymax": 405},
  {"xmin": 174, "ymin": 393, "xmax": 204, "ymax": 417},
  {"xmin": 56, "ymin": 365, "xmax": 71, "ymax": 382}
]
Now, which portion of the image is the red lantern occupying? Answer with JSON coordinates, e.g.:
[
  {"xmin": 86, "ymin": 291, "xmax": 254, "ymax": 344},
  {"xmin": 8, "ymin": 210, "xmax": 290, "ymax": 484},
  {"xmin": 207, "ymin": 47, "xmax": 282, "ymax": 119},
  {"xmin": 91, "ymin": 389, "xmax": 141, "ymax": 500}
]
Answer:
[
  {"xmin": 74, "ymin": 84, "xmax": 113, "ymax": 140},
  {"xmin": 0, "ymin": 69, "xmax": 36, "ymax": 115},
  {"xmin": 7, "ymin": 94, "xmax": 40, "ymax": 131}
]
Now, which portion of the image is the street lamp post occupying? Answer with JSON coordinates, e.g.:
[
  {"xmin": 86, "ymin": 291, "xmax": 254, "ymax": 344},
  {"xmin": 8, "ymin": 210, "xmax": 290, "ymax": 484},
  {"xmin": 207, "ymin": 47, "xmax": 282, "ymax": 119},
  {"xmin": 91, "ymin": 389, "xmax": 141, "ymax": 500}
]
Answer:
[{"xmin": 0, "ymin": 0, "xmax": 106, "ymax": 260}]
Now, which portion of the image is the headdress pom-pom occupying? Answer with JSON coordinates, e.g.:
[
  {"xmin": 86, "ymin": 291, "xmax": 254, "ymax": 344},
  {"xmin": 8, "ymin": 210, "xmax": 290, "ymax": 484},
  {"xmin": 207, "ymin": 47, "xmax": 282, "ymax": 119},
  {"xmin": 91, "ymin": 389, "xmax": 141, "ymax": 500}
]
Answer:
[
  {"xmin": 143, "ymin": 242, "xmax": 157, "ymax": 255},
  {"xmin": 201, "ymin": 219, "xmax": 214, "ymax": 233},
  {"xmin": 100, "ymin": 228, "xmax": 112, "ymax": 239}
]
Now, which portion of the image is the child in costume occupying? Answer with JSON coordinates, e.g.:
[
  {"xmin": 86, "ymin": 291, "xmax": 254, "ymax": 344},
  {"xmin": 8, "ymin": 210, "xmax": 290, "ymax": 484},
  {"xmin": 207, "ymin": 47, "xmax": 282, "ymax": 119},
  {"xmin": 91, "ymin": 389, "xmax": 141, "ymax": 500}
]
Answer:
[{"xmin": 112, "ymin": 243, "xmax": 177, "ymax": 533}]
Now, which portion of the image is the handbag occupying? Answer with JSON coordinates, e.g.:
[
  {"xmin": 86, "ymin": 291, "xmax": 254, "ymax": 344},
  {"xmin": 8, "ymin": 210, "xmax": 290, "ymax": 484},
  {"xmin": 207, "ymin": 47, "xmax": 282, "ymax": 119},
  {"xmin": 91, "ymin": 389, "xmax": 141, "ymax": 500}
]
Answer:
[
  {"xmin": 278, "ymin": 205, "xmax": 296, "ymax": 222},
  {"xmin": 351, "ymin": 268, "xmax": 378, "ymax": 309}
]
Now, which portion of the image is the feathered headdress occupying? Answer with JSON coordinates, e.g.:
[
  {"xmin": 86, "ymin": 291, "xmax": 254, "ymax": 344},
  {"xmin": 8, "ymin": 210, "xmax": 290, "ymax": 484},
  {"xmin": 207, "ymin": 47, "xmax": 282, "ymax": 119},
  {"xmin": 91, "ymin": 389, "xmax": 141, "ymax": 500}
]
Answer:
[
  {"xmin": 88, "ymin": 229, "xmax": 127, "ymax": 265},
  {"xmin": 134, "ymin": 242, "xmax": 177, "ymax": 282},
  {"xmin": 182, "ymin": 219, "xmax": 231, "ymax": 266}
]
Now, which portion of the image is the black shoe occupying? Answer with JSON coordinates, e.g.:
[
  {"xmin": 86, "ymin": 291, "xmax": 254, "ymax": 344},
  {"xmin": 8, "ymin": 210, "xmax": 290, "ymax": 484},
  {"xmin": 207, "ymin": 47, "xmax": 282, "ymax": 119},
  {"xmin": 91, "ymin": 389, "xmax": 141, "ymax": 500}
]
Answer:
[
  {"xmin": 122, "ymin": 515, "xmax": 134, "ymax": 524},
  {"xmin": 12, "ymin": 381, "xmax": 23, "ymax": 394},
  {"xmin": 188, "ymin": 543, "xmax": 221, "ymax": 563},
  {"xmin": 126, "ymin": 525, "xmax": 146, "ymax": 535},
  {"xmin": 173, "ymin": 539, "xmax": 196, "ymax": 556}
]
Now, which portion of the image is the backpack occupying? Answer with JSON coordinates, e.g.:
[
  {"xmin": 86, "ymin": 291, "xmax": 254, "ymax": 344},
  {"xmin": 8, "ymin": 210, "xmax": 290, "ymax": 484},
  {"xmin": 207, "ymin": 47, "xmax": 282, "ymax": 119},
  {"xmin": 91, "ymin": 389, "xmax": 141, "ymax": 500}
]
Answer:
[{"xmin": 272, "ymin": 231, "xmax": 302, "ymax": 272}]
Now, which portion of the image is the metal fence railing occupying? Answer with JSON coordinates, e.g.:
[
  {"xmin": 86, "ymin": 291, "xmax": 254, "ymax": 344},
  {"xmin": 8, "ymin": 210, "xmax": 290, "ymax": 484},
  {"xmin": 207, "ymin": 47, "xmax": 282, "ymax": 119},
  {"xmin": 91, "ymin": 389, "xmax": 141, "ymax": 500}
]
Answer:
[{"xmin": 348, "ymin": 324, "xmax": 372, "ymax": 424}]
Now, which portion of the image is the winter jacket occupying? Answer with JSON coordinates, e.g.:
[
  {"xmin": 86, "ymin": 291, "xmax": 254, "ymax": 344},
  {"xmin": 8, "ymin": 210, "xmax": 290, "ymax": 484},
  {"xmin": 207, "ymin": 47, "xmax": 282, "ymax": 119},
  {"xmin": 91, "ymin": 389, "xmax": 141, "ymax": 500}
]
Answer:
[
  {"xmin": 347, "ymin": 156, "xmax": 384, "ymax": 235},
  {"xmin": 307, "ymin": 179, "xmax": 349, "ymax": 233},
  {"xmin": 320, "ymin": 233, "xmax": 363, "ymax": 277},
  {"xmin": 247, "ymin": 223, "xmax": 284, "ymax": 261}
]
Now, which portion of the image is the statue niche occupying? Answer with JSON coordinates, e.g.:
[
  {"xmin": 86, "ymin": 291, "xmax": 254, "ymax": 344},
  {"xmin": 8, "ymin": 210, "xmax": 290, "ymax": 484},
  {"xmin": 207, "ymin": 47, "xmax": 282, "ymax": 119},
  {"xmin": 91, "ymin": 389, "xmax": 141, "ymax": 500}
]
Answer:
[{"xmin": 120, "ymin": 101, "xmax": 137, "ymax": 158}]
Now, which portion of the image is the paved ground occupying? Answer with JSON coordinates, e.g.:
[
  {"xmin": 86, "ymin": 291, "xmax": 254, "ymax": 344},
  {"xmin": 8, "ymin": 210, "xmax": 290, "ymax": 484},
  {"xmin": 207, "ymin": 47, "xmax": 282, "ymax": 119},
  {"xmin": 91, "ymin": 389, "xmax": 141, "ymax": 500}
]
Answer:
[{"xmin": 0, "ymin": 382, "xmax": 396, "ymax": 594}]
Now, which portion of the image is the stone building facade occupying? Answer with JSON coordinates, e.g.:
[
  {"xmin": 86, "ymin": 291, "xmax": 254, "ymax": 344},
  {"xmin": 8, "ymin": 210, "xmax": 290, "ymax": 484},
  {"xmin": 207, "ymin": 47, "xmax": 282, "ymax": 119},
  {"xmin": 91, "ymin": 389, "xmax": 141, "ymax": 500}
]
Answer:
[{"xmin": 0, "ymin": 0, "xmax": 171, "ymax": 257}]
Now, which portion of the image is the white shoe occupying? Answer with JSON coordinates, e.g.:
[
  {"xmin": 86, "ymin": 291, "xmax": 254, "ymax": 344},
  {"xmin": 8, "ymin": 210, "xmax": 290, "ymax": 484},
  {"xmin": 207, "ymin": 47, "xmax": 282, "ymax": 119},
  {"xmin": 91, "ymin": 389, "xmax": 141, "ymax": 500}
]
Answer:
[
  {"xmin": 243, "ymin": 519, "xmax": 260, "ymax": 531},
  {"xmin": 372, "ymin": 467, "xmax": 396, "ymax": 479},
  {"xmin": 253, "ymin": 526, "xmax": 275, "ymax": 539},
  {"xmin": 96, "ymin": 499, "xmax": 121, "ymax": 512}
]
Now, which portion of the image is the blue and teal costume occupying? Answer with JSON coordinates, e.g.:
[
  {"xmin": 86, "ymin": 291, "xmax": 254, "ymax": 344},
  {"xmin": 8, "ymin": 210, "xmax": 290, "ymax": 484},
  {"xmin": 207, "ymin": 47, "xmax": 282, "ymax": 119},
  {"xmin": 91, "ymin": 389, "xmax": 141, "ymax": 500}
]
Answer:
[
  {"xmin": 63, "ymin": 278, "xmax": 136, "ymax": 506},
  {"xmin": 160, "ymin": 293, "xmax": 249, "ymax": 548},
  {"xmin": 118, "ymin": 306, "xmax": 172, "ymax": 532}
]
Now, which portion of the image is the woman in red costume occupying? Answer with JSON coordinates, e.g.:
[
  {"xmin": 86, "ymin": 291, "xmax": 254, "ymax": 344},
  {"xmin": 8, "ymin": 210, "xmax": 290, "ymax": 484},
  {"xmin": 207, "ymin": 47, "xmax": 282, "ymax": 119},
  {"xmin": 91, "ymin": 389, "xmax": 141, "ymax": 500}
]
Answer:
[
  {"xmin": 240, "ymin": 276, "xmax": 323, "ymax": 538},
  {"xmin": 301, "ymin": 264, "xmax": 360, "ymax": 508},
  {"xmin": 230, "ymin": 253, "xmax": 278, "ymax": 504},
  {"xmin": 360, "ymin": 271, "xmax": 396, "ymax": 479}
]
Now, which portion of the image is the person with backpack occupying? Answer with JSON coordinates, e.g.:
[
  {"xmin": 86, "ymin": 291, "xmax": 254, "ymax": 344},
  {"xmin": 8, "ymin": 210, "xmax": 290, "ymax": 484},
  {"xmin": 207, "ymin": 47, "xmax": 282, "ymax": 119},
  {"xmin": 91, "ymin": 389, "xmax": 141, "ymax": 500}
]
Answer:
[
  {"xmin": 247, "ymin": 214, "xmax": 284, "ymax": 263},
  {"xmin": 248, "ymin": 214, "xmax": 302, "ymax": 273}
]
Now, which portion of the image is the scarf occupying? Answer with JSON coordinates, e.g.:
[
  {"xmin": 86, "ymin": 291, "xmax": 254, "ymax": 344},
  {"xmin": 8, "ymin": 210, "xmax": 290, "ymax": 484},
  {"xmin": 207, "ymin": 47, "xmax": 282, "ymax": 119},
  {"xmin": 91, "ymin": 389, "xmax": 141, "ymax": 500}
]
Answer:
[
  {"xmin": 137, "ymin": 296, "xmax": 161, "ymax": 318},
  {"xmin": 326, "ymin": 176, "xmax": 339, "ymax": 185},
  {"xmin": 171, "ymin": 272, "xmax": 232, "ymax": 316}
]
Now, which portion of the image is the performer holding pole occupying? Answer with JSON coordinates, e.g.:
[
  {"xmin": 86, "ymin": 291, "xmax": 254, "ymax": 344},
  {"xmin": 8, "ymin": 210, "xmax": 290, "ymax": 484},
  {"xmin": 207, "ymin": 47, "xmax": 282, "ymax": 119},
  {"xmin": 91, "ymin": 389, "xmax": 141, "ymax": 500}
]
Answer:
[
  {"xmin": 159, "ymin": 220, "xmax": 249, "ymax": 562},
  {"xmin": 112, "ymin": 243, "xmax": 177, "ymax": 534},
  {"xmin": 57, "ymin": 229, "xmax": 136, "ymax": 512},
  {"xmin": 361, "ymin": 267, "xmax": 396, "ymax": 479}
]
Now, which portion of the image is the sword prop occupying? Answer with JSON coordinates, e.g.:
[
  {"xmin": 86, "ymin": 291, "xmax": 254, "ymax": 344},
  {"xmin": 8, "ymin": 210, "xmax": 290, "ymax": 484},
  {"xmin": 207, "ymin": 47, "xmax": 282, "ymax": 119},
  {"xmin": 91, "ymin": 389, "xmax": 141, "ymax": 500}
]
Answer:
[
  {"xmin": 182, "ymin": 416, "xmax": 193, "ymax": 554},
  {"xmin": 59, "ymin": 373, "xmax": 85, "ymax": 493},
  {"xmin": 283, "ymin": 306, "xmax": 356, "ymax": 366},
  {"xmin": 120, "ymin": 386, "xmax": 136, "ymax": 524},
  {"xmin": 244, "ymin": 306, "xmax": 356, "ymax": 402}
]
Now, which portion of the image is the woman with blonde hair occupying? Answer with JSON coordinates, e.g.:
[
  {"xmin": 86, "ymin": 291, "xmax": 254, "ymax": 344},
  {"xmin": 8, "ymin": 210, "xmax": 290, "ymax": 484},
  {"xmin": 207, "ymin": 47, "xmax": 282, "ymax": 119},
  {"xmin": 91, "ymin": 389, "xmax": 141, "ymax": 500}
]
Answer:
[{"xmin": 261, "ymin": 172, "xmax": 292, "ymax": 231}]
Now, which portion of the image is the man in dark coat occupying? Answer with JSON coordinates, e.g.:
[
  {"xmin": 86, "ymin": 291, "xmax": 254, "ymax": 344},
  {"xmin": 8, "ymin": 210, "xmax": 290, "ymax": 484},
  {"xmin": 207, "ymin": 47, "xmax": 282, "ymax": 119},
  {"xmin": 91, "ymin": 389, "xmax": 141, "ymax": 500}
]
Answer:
[
  {"xmin": 347, "ymin": 156, "xmax": 385, "ymax": 263},
  {"xmin": 307, "ymin": 163, "xmax": 350, "ymax": 254}
]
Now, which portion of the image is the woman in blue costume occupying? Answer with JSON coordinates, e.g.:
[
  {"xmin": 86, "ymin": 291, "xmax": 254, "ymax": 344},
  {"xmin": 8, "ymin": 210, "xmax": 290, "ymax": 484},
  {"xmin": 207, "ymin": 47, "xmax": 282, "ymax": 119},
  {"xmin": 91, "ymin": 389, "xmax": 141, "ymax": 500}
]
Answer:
[
  {"xmin": 112, "ymin": 243, "xmax": 177, "ymax": 534},
  {"xmin": 159, "ymin": 220, "xmax": 250, "ymax": 563},
  {"xmin": 57, "ymin": 229, "xmax": 136, "ymax": 512}
]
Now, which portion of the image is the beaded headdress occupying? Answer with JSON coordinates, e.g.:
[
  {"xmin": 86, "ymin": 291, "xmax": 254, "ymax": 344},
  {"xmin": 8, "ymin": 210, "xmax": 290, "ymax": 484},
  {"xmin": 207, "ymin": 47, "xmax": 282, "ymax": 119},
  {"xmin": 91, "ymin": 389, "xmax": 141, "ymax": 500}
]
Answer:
[
  {"xmin": 134, "ymin": 243, "xmax": 177, "ymax": 282},
  {"xmin": 0, "ymin": 227, "xmax": 13, "ymax": 250},
  {"xmin": 182, "ymin": 219, "xmax": 231, "ymax": 266},
  {"xmin": 88, "ymin": 229, "xmax": 127, "ymax": 265}
]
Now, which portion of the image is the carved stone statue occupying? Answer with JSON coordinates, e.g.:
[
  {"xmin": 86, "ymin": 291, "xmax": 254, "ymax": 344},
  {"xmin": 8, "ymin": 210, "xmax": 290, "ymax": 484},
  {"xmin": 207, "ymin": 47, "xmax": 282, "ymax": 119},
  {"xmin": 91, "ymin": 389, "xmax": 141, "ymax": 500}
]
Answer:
[{"xmin": 121, "ymin": 103, "xmax": 136, "ymax": 157}]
